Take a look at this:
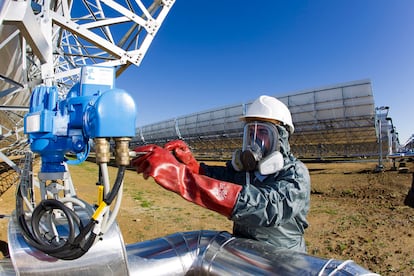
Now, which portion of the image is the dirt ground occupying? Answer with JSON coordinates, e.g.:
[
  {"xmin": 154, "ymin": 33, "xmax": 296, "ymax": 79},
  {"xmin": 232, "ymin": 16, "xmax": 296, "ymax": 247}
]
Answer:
[{"xmin": 1, "ymin": 158, "xmax": 414, "ymax": 275}]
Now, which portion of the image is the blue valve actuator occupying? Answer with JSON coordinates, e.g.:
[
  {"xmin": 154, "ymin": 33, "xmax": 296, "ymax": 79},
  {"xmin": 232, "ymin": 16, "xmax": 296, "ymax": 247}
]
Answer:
[{"xmin": 24, "ymin": 66, "xmax": 137, "ymax": 172}]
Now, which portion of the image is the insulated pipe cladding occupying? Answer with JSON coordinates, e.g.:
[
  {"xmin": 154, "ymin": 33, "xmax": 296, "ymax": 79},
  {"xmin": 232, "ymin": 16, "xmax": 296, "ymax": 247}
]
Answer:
[
  {"xmin": 126, "ymin": 230, "xmax": 379, "ymax": 276},
  {"xmin": 1, "ymin": 226, "xmax": 379, "ymax": 275}
]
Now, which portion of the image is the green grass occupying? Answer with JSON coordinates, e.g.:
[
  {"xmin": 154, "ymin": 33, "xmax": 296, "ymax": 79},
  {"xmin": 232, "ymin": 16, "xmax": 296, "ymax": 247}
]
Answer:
[{"xmin": 133, "ymin": 191, "xmax": 154, "ymax": 208}]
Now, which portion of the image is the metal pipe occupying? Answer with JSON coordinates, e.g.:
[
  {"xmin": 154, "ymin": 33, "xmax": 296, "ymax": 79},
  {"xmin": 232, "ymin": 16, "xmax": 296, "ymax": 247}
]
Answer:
[
  {"xmin": 125, "ymin": 230, "xmax": 377, "ymax": 275},
  {"xmin": 3, "ymin": 227, "xmax": 378, "ymax": 275},
  {"xmin": 6, "ymin": 214, "xmax": 129, "ymax": 275}
]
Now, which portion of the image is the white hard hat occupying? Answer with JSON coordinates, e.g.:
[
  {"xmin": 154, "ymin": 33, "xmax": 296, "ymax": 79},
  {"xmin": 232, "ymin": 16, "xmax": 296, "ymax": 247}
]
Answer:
[{"xmin": 242, "ymin": 95, "xmax": 294, "ymax": 134}]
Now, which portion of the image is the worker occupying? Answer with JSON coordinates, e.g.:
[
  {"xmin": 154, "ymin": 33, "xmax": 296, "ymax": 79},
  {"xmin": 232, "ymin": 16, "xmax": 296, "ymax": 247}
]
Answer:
[{"xmin": 131, "ymin": 95, "xmax": 311, "ymax": 252}]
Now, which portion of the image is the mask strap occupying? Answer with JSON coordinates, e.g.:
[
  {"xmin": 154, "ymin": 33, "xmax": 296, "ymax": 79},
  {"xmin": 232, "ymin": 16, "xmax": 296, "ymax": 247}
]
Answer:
[{"xmin": 245, "ymin": 172, "xmax": 251, "ymax": 185}]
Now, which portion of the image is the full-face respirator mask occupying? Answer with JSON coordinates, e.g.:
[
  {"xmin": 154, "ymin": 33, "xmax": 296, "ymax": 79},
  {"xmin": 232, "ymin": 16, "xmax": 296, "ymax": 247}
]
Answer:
[{"xmin": 233, "ymin": 122, "xmax": 284, "ymax": 175}]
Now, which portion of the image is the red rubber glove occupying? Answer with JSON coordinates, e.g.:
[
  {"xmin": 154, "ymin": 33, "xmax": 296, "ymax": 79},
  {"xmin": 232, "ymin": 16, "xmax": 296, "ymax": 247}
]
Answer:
[
  {"xmin": 131, "ymin": 144, "xmax": 242, "ymax": 218},
  {"xmin": 164, "ymin": 140, "xmax": 202, "ymax": 174}
]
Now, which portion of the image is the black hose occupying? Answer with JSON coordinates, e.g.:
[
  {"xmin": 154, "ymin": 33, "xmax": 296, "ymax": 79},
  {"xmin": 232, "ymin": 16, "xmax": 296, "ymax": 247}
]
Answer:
[
  {"xmin": 16, "ymin": 192, "xmax": 95, "ymax": 260},
  {"xmin": 30, "ymin": 200, "xmax": 79, "ymax": 253},
  {"xmin": 104, "ymin": 166, "xmax": 125, "ymax": 205},
  {"xmin": 15, "ymin": 165, "xmax": 126, "ymax": 260}
]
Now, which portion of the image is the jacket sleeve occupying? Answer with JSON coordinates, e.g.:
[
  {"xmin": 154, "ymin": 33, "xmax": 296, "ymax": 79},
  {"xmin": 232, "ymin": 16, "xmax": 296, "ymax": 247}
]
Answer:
[
  {"xmin": 231, "ymin": 160, "xmax": 310, "ymax": 228},
  {"xmin": 200, "ymin": 161, "xmax": 241, "ymax": 183}
]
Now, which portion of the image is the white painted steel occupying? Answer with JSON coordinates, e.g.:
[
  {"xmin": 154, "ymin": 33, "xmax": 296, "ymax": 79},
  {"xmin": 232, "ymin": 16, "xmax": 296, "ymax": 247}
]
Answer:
[{"xmin": 0, "ymin": 0, "xmax": 175, "ymax": 153}]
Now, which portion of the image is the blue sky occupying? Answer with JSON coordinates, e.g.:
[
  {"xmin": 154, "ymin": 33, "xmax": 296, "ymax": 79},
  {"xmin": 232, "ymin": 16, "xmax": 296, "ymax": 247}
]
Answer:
[{"xmin": 118, "ymin": 0, "xmax": 414, "ymax": 144}]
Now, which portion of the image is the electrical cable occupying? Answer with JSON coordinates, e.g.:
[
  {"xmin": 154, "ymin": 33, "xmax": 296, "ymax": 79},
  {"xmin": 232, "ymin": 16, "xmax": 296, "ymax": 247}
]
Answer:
[
  {"xmin": 15, "ymin": 165, "xmax": 126, "ymax": 260},
  {"xmin": 104, "ymin": 166, "xmax": 125, "ymax": 205},
  {"xmin": 101, "ymin": 182, "xmax": 123, "ymax": 233},
  {"xmin": 16, "ymin": 190, "xmax": 96, "ymax": 260}
]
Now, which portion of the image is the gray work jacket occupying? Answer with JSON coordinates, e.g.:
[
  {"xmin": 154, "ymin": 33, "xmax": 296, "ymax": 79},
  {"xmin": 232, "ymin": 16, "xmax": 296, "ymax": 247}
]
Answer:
[{"xmin": 201, "ymin": 126, "xmax": 311, "ymax": 252}]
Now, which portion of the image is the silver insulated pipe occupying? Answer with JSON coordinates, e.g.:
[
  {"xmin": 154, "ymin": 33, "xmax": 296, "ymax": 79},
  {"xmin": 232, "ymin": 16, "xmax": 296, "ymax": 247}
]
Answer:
[
  {"xmin": 126, "ymin": 230, "xmax": 377, "ymax": 275},
  {"xmin": 2, "ymin": 217, "xmax": 378, "ymax": 276}
]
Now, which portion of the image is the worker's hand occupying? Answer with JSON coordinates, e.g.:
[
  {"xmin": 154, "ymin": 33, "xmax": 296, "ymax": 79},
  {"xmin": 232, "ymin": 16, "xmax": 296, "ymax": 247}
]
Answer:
[
  {"xmin": 131, "ymin": 144, "xmax": 241, "ymax": 218},
  {"xmin": 231, "ymin": 149, "xmax": 244, "ymax": 172},
  {"xmin": 132, "ymin": 144, "xmax": 178, "ymax": 179},
  {"xmin": 164, "ymin": 140, "xmax": 202, "ymax": 174},
  {"xmin": 131, "ymin": 144, "xmax": 182, "ymax": 193}
]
